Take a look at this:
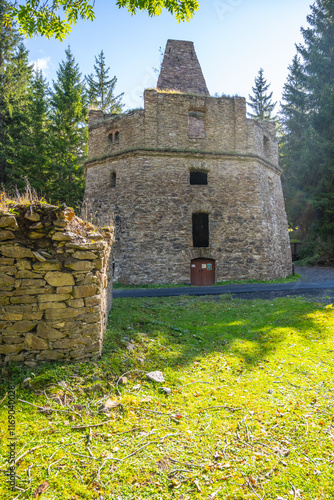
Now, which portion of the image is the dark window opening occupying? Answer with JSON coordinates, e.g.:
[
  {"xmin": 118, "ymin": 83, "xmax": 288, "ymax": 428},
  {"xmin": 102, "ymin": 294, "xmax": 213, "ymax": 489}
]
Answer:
[
  {"xmin": 108, "ymin": 133, "xmax": 113, "ymax": 143},
  {"xmin": 115, "ymin": 131, "xmax": 120, "ymax": 144},
  {"xmin": 190, "ymin": 170, "xmax": 208, "ymax": 185},
  {"xmin": 192, "ymin": 213, "xmax": 209, "ymax": 247},
  {"xmin": 110, "ymin": 172, "xmax": 116, "ymax": 188},
  {"xmin": 263, "ymin": 136, "xmax": 270, "ymax": 155}
]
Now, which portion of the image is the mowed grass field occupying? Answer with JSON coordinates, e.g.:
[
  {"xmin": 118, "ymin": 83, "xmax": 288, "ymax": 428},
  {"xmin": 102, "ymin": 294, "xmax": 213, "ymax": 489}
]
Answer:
[{"xmin": 1, "ymin": 294, "xmax": 334, "ymax": 499}]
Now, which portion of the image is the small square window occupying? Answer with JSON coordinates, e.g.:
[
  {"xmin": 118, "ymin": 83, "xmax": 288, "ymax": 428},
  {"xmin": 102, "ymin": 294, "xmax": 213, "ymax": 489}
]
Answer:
[{"xmin": 190, "ymin": 171, "xmax": 208, "ymax": 185}]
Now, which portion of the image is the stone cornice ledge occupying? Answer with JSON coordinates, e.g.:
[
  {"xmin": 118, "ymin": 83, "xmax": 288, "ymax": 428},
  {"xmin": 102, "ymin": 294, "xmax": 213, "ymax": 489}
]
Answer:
[{"xmin": 85, "ymin": 148, "xmax": 282, "ymax": 174}]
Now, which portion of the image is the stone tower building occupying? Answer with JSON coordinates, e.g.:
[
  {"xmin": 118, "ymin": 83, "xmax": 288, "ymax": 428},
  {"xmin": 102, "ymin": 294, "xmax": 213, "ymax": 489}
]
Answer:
[{"xmin": 83, "ymin": 39, "xmax": 292, "ymax": 285}]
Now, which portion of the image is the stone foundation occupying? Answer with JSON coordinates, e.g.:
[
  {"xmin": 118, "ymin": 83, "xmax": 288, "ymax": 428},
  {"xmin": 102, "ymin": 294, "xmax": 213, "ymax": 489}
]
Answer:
[{"xmin": 0, "ymin": 203, "xmax": 113, "ymax": 365}]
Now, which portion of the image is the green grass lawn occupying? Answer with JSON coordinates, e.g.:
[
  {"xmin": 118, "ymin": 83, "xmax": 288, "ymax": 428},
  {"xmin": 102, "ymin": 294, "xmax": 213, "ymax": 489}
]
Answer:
[{"xmin": 1, "ymin": 294, "xmax": 334, "ymax": 499}]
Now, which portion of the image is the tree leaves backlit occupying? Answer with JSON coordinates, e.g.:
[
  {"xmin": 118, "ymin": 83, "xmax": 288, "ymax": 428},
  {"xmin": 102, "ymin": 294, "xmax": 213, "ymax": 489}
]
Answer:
[{"xmin": 5, "ymin": 0, "xmax": 199, "ymax": 40}]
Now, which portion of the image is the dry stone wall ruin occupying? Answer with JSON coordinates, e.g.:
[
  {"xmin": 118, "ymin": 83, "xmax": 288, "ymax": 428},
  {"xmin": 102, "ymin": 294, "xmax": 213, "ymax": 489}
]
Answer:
[
  {"xmin": 83, "ymin": 39, "xmax": 292, "ymax": 285},
  {"xmin": 0, "ymin": 203, "xmax": 113, "ymax": 365}
]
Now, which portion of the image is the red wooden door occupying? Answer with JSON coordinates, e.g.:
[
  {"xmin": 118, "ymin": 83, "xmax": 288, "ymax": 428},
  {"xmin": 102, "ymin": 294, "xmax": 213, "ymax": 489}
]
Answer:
[{"xmin": 190, "ymin": 259, "xmax": 215, "ymax": 286}]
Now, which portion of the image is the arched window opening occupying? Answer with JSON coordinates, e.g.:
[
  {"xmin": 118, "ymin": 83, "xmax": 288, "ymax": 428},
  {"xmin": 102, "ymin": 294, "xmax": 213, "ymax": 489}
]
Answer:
[
  {"xmin": 115, "ymin": 131, "xmax": 120, "ymax": 144},
  {"xmin": 263, "ymin": 135, "xmax": 270, "ymax": 155},
  {"xmin": 108, "ymin": 133, "xmax": 113, "ymax": 143}
]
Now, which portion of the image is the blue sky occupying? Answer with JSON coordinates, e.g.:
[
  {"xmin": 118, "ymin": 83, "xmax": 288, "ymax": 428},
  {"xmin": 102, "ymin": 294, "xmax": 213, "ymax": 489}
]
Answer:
[{"xmin": 25, "ymin": 0, "xmax": 312, "ymax": 111}]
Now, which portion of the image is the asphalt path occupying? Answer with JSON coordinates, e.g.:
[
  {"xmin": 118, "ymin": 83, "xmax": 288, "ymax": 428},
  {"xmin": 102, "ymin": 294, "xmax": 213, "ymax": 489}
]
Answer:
[{"xmin": 113, "ymin": 280, "xmax": 334, "ymax": 300}]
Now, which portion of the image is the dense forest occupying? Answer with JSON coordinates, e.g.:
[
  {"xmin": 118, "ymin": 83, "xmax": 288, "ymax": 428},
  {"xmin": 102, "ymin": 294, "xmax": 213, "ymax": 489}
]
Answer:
[
  {"xmin": 0, "ymin": 0, "xmax": 123, "ymax": 211},
  {"xmin": 280, "ymin": 0, "xmax": 334, "ymax": 264},
  {"xmin": 1, "ymin": 0, "xmax": 333, "ymax": 263}
]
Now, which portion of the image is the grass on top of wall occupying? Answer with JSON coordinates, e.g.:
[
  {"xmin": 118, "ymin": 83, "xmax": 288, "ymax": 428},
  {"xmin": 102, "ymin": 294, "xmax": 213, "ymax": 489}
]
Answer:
[{"xmin": 1, "ymin": 294, "xmax": 333, "ymax": 499}]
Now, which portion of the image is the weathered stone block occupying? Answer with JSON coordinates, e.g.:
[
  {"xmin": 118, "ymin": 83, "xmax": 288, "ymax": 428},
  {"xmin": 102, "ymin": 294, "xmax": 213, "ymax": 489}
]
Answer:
[
  {"xmin": 3, "ymin": 312, "xmax": 23, "ymax": 321},
  {"xmin": 24, "ymin": 211, "xmax": 40, "ymax": 222},
  {"xmin": 0, "ymin": 215, "xmax": 18, "ymax": 229},
  {"xmin": 13, "ymin": 287, "xmax": 52, "ymax": 296},
  {"xmin": 2, "ymin": 335, "xmax": 24, "ymax": 344},
  {"xmin": 10, "ymin": 296, "xmax": 37, "ymax": 304},
  {"xmin": 24, "ymin": 334, "xmax": 48, "ymax": 350},
  {"xmin": 16, "ymin": 260, "xmax": 32, "ymax": 270},
  {"xmin": 7, "ymin": 321, "xmax": 37, "ymax": 333},
  {"xmin": 36, "ymin": 350, "xmax": 65, "ymax": 360},
  {"xmin": 38, "ymin": 293, "xmax": 71, "ymax": 303},
  {"xmin": 16, "ymin": 271, "xmax": 44, "ymax": 279},
  {"xmin": 52, "ymin": 337, "xmax": 83, "ymax": 349},
  {"xmin": 39, "ymin": 302, "xmax": 67, "ymax": 310},
  {"xmin": 0, "ymin": 230, "xmax": 15, "ymax": 241},
  {"xmin": 0, "ymin": 257, "xmax": 14, "ymax": 265},
  {"xmin": 80, "ymin": 313, "xmax": 101, "ymax": 324},
  {"xmin": 17, "ymin": 279, "xmax": 46, "ymax": 288},
  {"xmin": 65, "ymin": 261, "xmax": 95, "ymax": 272},
  {"xmin": 0, "ymin": 265, "xmax": 17, "ymax": 275},
  {"xmin": 0, "ymin": 273, "xmax": 15, "ymax": 286},
  {"xmin": 72, "ymin": 250, "xmax": 98, "ymax": 260},
  {"xmin": 22, "ymin": 312, "xmax": 43, "ymax": 321},
  {"xmin": 67, "ymin": 298, "xmax": 85, "ymax": 308},
  {"xmin": 84, "ymin": 295, "xmax": 101, "ymax": 306},
  {"xmin": 44, "ymin": 271, "xmax": 75, "ymax": 287},
  {"xmin": 28, "ymin": 232, "xmax": 45, "ymax": 239},
  {"xmin": 44, "ymin": 307, "xmax": 81, "ymax": 320},
  {"xmin": 52, "ymin": 232, "xmax": 72, "ymax": 241},
  {"xmin": 56, "ymin": 286, "xmax": 73, "ymax": 294},
  {"xmin": 73, "ymin": 284, "xmax": 99, "ymax": 298},
  {"xmin": 0, "ymin": 245, "xmax": 34, "ymax": 259},
  {"xmin": 33, "ymin": 261, "xmax": 62, "ymax": 271},
  {"xmin": 0, "ymin": 343, "xmax": 24, "ymax": 354},
  {"xmin": 37, "ymin": 322, "xmax": 67, "ymax": 340}
]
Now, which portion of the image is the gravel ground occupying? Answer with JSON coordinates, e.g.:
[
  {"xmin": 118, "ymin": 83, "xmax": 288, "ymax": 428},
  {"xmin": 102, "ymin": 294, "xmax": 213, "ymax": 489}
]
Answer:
[{"xmin": 235, "ymin": 266, "xmax": 334, "ymax": 303}]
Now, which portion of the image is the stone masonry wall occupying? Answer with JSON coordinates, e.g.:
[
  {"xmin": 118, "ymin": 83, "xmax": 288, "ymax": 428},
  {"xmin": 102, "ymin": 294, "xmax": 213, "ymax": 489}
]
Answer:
[
  {"xmin": 84, "ymin": 153, "xmax": 292, "ymax": 284},
  {"xmin": 83, "ymin": 39, "xmax": 292, "ymax": 286},
  {"xmin": 156, "ymin": 40, "xmax": 210, "ymax": 96},
  {"xmin": 87, "ymin": 91, "xmax": 278, "ymax": 168},
  {"xmin": 0, "ymin": 203, "xmax": 113, "ymax": 365}
]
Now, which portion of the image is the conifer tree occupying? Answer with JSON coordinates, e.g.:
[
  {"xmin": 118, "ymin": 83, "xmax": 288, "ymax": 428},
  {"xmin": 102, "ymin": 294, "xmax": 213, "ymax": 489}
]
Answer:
[
  {"xmin": 22, "ymin": 70, "xmax": 52, "ymax": 196},
  {"xmin": 296, "ymin": 0, "xmax": 334, "ymax": 242},
  {"xmin": 248, "ymin": 68, "xmax": 276, "ymax": 121},
  {"xmin": 86, "ymin": 50, "xmax": 124, "ymax": 113},
  {"xmin": 49, "ymin": 46, "xmax": 87, "ymax": 209},
  {"xmin": 281, "ymin": 0, "xmax": 334, "ymax": 258},
  {"xmin": 0, "ymin": 0, "xmax": 32, "ymax": 188}
]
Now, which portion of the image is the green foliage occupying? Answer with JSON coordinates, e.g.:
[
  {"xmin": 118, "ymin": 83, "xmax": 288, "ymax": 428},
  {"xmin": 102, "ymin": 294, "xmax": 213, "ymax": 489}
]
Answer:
[
  {"xmin": 280, "ymin": 0, "xmax": 334, "ymax": 262},
  {"xmin": 0, "ymin": 0, "xmax": 33, "ymax": 188},
  {"xmin": 48, "ymin": 46, "xmax": 88, "ymax": 209},
  {"xmin": 86, "ymin": 50, "xmax": 124, "ymax": 114},
  {"xmin": 5, "ymin": 0, "xmax": 199, "ymax": 40},
  {"xmin": 247, "ymin": 68, "xmax": 276, "ymax": 121},
  {"xmin": 1, "ymin": 296, "xmax": 334, "ymax": 498}
]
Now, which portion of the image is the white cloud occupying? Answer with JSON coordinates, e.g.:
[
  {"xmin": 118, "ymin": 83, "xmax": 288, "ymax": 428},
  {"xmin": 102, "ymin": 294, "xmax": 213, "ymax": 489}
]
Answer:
[{"xmin": 32, "ymin": 56, "xmax": 51, "ymax": 74}]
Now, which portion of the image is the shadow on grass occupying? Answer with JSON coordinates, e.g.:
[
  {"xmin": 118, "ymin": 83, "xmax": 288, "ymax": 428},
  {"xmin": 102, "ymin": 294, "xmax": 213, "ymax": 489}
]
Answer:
[{"xmin": 1, "ymin": 294, "xmax": 332, "ymax": 393}]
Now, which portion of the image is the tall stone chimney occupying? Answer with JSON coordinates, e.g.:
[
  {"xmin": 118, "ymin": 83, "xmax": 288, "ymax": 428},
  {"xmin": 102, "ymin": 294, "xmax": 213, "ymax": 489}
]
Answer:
[{"xmin": 156, "ymin": 39, "xmax": 210, "ymax": 96}]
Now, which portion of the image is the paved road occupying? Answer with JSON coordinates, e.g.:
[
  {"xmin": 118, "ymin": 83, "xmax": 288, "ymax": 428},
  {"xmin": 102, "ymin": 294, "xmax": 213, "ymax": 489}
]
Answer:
[{"xmin": 113, "ymin": 274, "xmax": 334, "ymax": 300}]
